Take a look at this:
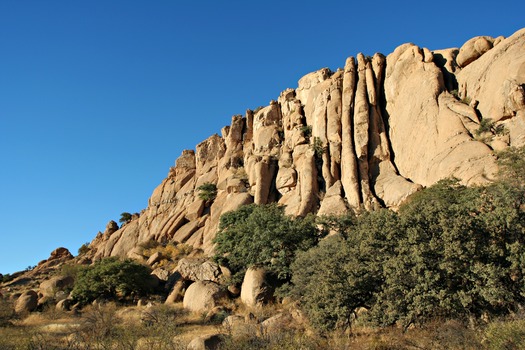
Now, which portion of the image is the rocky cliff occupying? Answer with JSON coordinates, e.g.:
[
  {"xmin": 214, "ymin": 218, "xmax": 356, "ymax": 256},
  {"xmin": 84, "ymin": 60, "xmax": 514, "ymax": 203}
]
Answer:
[{"xmin": 87, "ymin": 28, "xmax": 525, "ymax": 260}]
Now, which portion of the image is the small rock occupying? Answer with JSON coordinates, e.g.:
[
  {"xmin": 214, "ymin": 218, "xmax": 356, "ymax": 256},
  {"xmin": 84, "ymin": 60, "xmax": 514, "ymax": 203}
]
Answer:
[
  {"xmin": 147, "ymin": 252, "xmax": 163, "ymax": 266},
  {"xmin": 187, "ymin": 333, "xmax": 225, "ymax": 350},
  {"xmin": 56, "ymin": 299, "xmax": 71, "ymax": 311}
]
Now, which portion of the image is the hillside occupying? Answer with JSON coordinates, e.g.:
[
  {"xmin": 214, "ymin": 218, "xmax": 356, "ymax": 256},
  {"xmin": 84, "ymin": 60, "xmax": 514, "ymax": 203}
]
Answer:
[
  {"xmin": 84, "ymin": 28, "xmax": 525, "ymax": 260},
  {"xmin": 2, "ymin": 26, "xmax": 525, "ymax": 350}
]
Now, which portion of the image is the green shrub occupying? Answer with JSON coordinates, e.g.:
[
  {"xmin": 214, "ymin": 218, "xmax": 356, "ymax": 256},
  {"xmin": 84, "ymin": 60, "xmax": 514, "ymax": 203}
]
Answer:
[
  {"xmin": 291, "ymin": 210, "xmax": 397, "ymax": 332},
  {"xmin": 292, "ymin": 164, "xmax": 525, "ymax": 332},
  {"xmin": 311, "ymin": 137, "xmax": 324, "ymax": 158},
  {"xmin": 119, "ymin": 212, "xmax": 132, "ymax": 224},
  {"xmin": 71, "ymin": 257, "xmax": 153, "ymax": 304},
  {"xmin": 300, "ymin": 125, "xmax": 312, "ymax": 141},
  {"xmin": 78, "ymin": 242, "xmax": 90, "ymax": 255},
  {"xmin": 196, "ymin": 182, "xmax": 218, "ymax": 202},
  {"xmin": 213, "ymin": 203, "xmax": 322, "ymax": 285}
]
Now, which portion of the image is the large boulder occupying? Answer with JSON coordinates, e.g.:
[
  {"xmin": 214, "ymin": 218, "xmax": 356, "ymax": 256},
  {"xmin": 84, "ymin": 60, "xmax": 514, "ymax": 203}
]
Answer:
[
  {"xmin": 15, "ymin": 290, "xmax": 38, "ymax": 313},
  {"xmin": 165, "ymin": 279, "xmax": 188, "ymax": 304},
  {"xmin": 457, "ymin": 28, "xmax": 525, "ymax": 126},
  {"xmin": 456, "ymin": 36, "xmax": 495, "ymax": 67},
  {"xmin": 240, "ymin": 267, "xmax": 273, "ymax": 307},
  {"xmin": 39, "ymin": 276, "xmax": 74, "ymax": 299},
  {"xmin": 176, "ymin": 258, "xmax": 221, "ymax": 283},
  {"xmin": 183, "ymin": 281, "xmax": 227, "ymax": 313}
]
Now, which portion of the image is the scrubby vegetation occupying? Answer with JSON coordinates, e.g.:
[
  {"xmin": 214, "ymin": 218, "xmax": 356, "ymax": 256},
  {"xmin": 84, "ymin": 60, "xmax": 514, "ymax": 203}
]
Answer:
[
  {"xmin": 213, "ymin": 203, "xmax": 322, "ymax": 285},
  {"xmin": 196, "ymin": 182, "xmax": 218, "ymax": 203},
  {"xmin": 71, "ymin": 258, "xmax": 153, "ymax": 305},
  {"xmin": 119, "ymin": 212, "xmax": 132, "ymax": 224},
  {"xmin": 3, "ymin": 146, "xmax": 525, "ymax": 348},
  {"xmin": 212, "ymin": 146, "xmax": 525, "ymax": 340}
]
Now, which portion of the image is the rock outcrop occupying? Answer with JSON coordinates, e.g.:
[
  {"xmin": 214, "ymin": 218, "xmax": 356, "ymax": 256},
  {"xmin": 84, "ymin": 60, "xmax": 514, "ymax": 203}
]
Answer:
[{"xmin": 82, "ymin": 27, "xmax": 525, "ymax": 261}]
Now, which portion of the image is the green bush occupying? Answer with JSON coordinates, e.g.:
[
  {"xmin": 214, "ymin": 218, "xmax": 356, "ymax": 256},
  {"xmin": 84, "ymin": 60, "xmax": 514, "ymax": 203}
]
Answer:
[
  {"xmin": 196, "ymin": 182, "xmax": 218, "ymax": 202},
  {"xmin": 119, "ymin": 212, "xmax": 132, "ymax": 224},
  {"xmin": 311, "ymin": 137, "xmax": 324, "ymax": 158},
  {"xmin": 71, "ymin": 257, "xmax": 153, "ymax": 304},
  {"xmin": 291, "ymin": 210, "xmax": 397, "ymax": 332},
  {"xmin": 213, "ymin": 203, "xmax": 322, "ymax": 285},
  {"xmin": 291, "ymin": 164, "xmax": 525, "ymax": 331},
  {"xmin": 78, "ymin": 242, "xmax": 90, "ymax": 255}
]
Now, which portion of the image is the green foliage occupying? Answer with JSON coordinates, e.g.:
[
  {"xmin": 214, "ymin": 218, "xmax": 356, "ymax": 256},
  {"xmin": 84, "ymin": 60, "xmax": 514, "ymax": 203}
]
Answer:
[
  {"xmin": 311, "ymin": 137, "xmax": 324, "ymax": 158},
  {"xmin": 474, "ymin": 118, "xmax": 508, "ymax": 143},
  {"xmin": 291, "ymin": 149, "xmax": 525, "ymax": 331},
  {"xmin": 119, "ymin": 212, "xmax": 132, "ymax": 224},
  {"xmin": 213, "ymin": 203, "xmax": 322, "ymax": 285},
  {"xmin": 300, "ymin": 125, "xmax": 312, "ymax": 141},
  {"xmin": 78, "ymin": 242, "xmax": 90, "ymax": 255},
  {"xmin": 71, "ymin": 257, "xmax": 153, "ymax": 304},
  {"xmin": 291, "ymin": 209, "xmax": 398, "ymax": 332},
  {"xmin": 196, "ymin": 182, "xmax": 217, "ymax": 202},
  {"xmin": 1, "ymin": 273, "xmax": 14, "ymax": 283},
  {"xmin": 476, "ymin": 118, "xmax": 495, "ymax": 136}
]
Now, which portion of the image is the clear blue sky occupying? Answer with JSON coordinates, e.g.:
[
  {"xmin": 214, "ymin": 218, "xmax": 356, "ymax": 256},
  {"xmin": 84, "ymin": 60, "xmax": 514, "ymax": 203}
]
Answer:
[{"xmin": 1, "ymin": 1, "xmax": 523, "ymax": 274}]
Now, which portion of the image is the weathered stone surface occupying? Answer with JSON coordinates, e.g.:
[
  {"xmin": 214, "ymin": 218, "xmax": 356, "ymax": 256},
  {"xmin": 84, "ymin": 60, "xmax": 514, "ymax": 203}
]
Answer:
[
  {"xmin": 15, "ymin": 290, "xmax": 38, "ymax": 313},
  {"xmin": 261, "ymin": 313, "xmax": 293, "ymax": 333},
  {"xmin": 240, "ymin": 267, "xmax": 273, "ymax": 307},
  {"xmin": 104, "ymin": 220, "xmax": 119, "ymax": 237},
  {"xmin": 457, "ymin": 29, "xmax": 525, "ymax": 125},
  {"xmin": 456, "ymin": 36, "xmax": 494, "ymax": 68},
  {"xmin": 151, "ymin": 267, "xmax": 170, "ymax": 282},
  {"xmin": 176, "ymin": 258, "xmax": 221, "ymax": 283},
  {"xmin": 83, "ymin": 27, "xmax": 525, "ymax": 265},
  {"xmin": 56, "ymin": 298, "xmax": 71, "ymax": 311},
  {"xmin": 385, "ymin": 43, "xmax": 497, "ymax": 187},
  {"xmin": 187, "ymin": 333, "xmax": 225, "ymax": 350},
  {"xmin": 183, "ymin": 281, "xmax": 226, "ymax": 313},
  {"xmin": 165, "ymin": 279, "xmax": 187, "ymax": 304},
  {"xmin": 39, "ymin": 276, "xmax": 74, "ymax": 299},
  {"xmin": 146, "ymin": 252, "xmax": 163, "ymax": 266}
]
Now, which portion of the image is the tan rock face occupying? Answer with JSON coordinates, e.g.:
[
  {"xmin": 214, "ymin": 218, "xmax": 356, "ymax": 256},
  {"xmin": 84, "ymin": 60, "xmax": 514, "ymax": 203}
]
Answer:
[
  {"xmin": 182, "ymin": 281, "xmax": 226, "ymax": 313},
  {"xmin": 240, "ymin": 267, "xmax": 273, "ymax": 307},
  {"xmin": 86, "ymin": 27, "xmax": 525, "ymax": 261},
  {"xmin": 15, "ymin": 290, "xmax": 38, "ymax": 313}
]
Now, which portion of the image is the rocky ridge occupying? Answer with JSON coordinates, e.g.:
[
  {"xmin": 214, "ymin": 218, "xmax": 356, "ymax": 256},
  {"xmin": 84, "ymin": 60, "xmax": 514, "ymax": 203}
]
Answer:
[{"xmin": 86, "ymin": 28, "xmax": 525, "ymax": 260}]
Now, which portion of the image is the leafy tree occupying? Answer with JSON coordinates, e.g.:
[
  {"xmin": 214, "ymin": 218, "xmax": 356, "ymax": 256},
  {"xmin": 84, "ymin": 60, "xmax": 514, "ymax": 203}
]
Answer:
[
  {"xmin": 119, "ymin": 212, "xmax": 132, "ymax": 224},
  {"xmin": 370, "ymin": 178, "xmax": 525, "ymax": 328},
  {"xmin": 196, "ymin": 182, "xmax": 217, "ymax": 202},
  {"xmin": 78, "ymin": 242, "xmax": 90, "ymax": 255},
  {"xmin": 71, "ymin": 257, "xmax": 153, "ymax": 304},
  {"xmin": 291, "ymin": 209, "xmax": 397, "ymax": 332},
  {"xmin": 292, "ymin": 170, "xmax": 525, "ymax": 331},
  {"xmin": 213, "ymin": 203, "xmax": 322, "ymax": 285}
]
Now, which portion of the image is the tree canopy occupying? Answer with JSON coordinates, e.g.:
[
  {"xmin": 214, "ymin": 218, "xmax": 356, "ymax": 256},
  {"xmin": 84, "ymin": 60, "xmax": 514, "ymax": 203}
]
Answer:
[
  {"xmin": 71, "ymin": 257, "xmax": 153, "ymax": 304},
  {"xmin": 213, "ymin": 203, "xmax": 322, "ymax": 285}
]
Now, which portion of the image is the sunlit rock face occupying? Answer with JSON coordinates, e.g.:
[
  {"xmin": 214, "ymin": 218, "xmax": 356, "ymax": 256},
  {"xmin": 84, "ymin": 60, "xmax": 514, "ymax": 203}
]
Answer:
[{"xmin": 87, "ymin": 28, "xmax": 525, "ymax": 259}]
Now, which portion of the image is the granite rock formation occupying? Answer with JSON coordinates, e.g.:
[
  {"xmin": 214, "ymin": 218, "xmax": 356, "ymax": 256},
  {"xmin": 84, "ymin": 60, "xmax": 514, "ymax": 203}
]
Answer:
[{"xmin": 85, "ymin": 28, "xmax": 525, "ymax": 260}]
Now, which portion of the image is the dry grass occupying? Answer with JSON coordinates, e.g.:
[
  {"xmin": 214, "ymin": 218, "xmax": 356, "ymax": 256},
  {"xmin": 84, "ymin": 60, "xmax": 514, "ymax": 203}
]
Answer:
[{"xmin": 2, "ymin": 299, "xmax": 525, "ymax": 350}]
